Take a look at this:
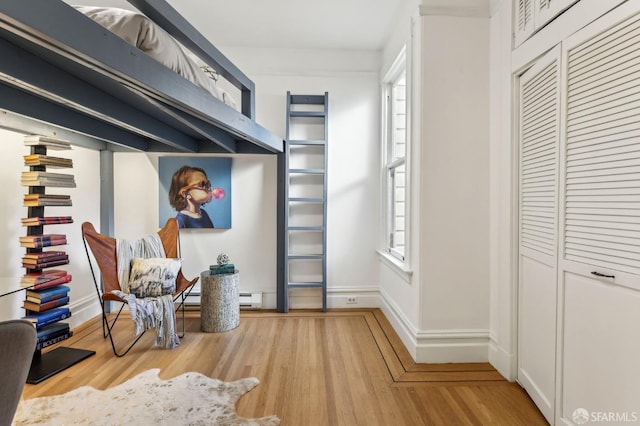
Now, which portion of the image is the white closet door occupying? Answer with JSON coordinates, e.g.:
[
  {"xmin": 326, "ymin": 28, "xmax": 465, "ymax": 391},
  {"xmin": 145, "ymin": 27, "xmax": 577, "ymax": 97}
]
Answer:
[
  {"xmin": 515, "ymin": 0, "xmax": 535, "ymax": 47},
  {"xmin": 563, "ymin": 3, "xmax": 640, "ymax": 289},
  {"xmin": 517, "ymin": 45, "xmax": 561, "ymax": 424},
  {"xmin": 534, "ymin": 0, "xmax": 579, "ymax": 31},
  {"xmin": 559, "ymin": 2, "xmax": 640, "ymax": 423}
]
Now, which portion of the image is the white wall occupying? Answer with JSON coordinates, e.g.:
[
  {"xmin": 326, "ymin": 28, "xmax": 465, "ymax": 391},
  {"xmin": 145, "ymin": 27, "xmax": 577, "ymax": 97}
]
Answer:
[
  {"xmin": 377, "ymin": 1, "xmax": 494, "ymax": 363},
  {"xmin": 378, "ymin": 0, "xmax": 423, "ymax": 361},
  {"xmin": 488, "ymin": 0, "xmax": 517, "ymax": 380},
  {"xmin": 113, "ymin": 153, "xmax": 279, "ymax": 304},
  {"xmin": 417, "ymin": 14, "xmax": 491, "ymax": 362},
  {"xmin": 113, "ymin": 47, "xmax": 383, "ymax": 309},
  {"xmin": 0, "ymin": 128, "xmax": 102, "ymax": 327},
  {"xmin": 377, "ymin": 1, "xmax": 492, "ymax": 364}
]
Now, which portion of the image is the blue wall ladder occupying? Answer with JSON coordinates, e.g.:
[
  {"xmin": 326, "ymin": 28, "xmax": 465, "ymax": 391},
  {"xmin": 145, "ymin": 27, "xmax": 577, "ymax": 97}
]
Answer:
[{"xmin": 278, "ymin": 92, "xmax": 328, "ymax": 312}]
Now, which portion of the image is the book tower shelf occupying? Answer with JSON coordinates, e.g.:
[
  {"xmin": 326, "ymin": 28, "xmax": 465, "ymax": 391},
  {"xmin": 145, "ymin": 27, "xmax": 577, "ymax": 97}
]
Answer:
[{"xmin": 20, "ymin": 135, "xmax": 94, "ymax": 384}]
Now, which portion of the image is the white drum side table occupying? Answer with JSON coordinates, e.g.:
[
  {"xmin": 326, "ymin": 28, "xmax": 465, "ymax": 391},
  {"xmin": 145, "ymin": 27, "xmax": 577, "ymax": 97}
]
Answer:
[{"xmin": 200, "ymin": 271, "xmax": 240, "ymax": 332}]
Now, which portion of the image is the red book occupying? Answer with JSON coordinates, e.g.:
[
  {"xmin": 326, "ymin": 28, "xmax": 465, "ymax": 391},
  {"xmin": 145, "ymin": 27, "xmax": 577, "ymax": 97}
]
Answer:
[
  {"xmin": 22, "ymin": 253, "xmax": 68, "ymax": 264},
  {"xmin": 22, "ymin": 250, "xmax": 67, "ymax": 259},
  {"xmin": 27, "ymin": 274, "xmax": 72, "ymax": 290},
  {"xmin": 21, "ymin": 269, "xmax": 68, "ymax": 286},
  {"xmin": 19, "ymin": 238, "xmax": 67, "ymax": 249},
  {"xmin": 23, "ymin": 258, "xmax": 70, "ymax": 270},
  {"xmin": 21, "ymin": 216, "xmax": 74, "ymax": 226}
]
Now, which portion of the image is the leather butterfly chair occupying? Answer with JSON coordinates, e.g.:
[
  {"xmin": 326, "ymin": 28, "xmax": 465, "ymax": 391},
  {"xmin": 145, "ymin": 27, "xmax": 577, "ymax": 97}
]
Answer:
[{"xmin": 81, "ymin": 218, "xmax": 198, "ymax": 357}]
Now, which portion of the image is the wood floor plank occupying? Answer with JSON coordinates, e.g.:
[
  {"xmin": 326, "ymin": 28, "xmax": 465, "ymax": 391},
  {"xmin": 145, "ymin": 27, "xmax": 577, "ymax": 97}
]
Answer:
[{"xmin": 20, "ymin": 309, "xmax": 547, "ymax": 425}]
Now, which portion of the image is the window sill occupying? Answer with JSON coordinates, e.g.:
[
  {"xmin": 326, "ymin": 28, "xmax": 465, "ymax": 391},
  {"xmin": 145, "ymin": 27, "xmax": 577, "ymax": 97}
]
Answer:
[{"xmin": 376, "ymin": 250, "xmax": 413, "ymax": 283}]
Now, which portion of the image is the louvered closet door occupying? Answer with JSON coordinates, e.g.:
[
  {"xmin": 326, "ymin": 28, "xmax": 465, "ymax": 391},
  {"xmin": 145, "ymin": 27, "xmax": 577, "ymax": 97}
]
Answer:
[
  {"xmin": 517, "ymin": 45, "xmax": 560, "ymax": 424},
  {"xmin": 534, "ymin": 0, "xmax": 579, "ymax": 31},
  {"xmin": 563, "ymin": 7, "xmax": 640, "ymax": 288},
  {"xmin": 514, "ymin": 0, "xmax": 535, "ymax": 47},
  {"xmin": 559, "ymin": 3, "xmax": 640, "ymax": 423}
]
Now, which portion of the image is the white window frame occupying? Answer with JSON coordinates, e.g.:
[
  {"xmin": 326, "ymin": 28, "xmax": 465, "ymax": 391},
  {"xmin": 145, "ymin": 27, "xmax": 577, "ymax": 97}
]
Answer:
[{"xmin": 381, "ymin": 47, "xmax": 410, "ymax": 265}]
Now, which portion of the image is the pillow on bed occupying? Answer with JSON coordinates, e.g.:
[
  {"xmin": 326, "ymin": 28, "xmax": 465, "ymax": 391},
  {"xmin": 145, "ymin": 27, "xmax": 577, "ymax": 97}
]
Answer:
[{"xmin": 128, "ymin": 257, "xmax": 182, "ymax": 297}]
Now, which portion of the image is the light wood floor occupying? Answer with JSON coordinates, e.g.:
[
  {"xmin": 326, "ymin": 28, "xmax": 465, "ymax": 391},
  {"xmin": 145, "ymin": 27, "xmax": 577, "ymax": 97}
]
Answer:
[{"xmin": 22, "ymin": 309, "xmax": 547, "ymax": 425}]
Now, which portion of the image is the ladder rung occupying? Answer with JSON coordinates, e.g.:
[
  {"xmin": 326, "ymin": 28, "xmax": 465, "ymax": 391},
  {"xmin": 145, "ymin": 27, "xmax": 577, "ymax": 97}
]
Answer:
[
  {"xmin": 288, "ymin": 282, "xmax": 325, "ymax": 289},
  {"xmin": 289, "ymin": 168, "xmax": 325, "ymax": 174},
  {"xmin": 289, "ymin": 197, "xmax": 324, "ymax": 203},
  {"xmin": 289, "ymin": 111, "xmax": 325, "ymax": 118},
  {"xmin": 290, "ymin": 94, "xmax": 326, "ymax": 104},
  {"xmin": 288, "ymin": 140, "xmax": 326, "ymax": 146},
  {"xmin": 288, "ymin": 254, "xmax": 324, "ymax": 260},
  {"xmin": 288, "ymin": 226, "xmax": 324, "ymax": 231}
]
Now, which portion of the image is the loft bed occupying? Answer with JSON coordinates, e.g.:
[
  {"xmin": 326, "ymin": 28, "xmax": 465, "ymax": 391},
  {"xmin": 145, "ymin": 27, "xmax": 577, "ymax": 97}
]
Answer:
[{"xmin": 0, "ymin": 0, "xmax": 283, "ymax": 154}]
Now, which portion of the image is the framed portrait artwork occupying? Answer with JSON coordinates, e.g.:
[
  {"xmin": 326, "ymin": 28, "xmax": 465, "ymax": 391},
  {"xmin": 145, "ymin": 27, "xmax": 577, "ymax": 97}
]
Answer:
[{"xmin": 158, "ymin": 157, "xmax": 232, "ymax": 229}]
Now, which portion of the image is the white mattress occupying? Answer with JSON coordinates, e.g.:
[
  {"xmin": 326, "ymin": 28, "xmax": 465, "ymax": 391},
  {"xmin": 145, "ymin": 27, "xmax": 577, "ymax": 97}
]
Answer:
[{"xmin": 74, "ymin": 6, "xmax": 238, "ymax": 110}]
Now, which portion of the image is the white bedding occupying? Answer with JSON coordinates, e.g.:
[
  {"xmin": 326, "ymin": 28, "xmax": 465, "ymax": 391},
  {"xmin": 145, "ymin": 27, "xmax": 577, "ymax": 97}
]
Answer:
[{"xmin": 74, "ymin": 6, "xmax": 238, "ymax": 110}]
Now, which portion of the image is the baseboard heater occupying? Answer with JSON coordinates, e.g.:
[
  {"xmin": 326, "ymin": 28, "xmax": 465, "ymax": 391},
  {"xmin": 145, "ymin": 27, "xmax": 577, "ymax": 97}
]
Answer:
[
  {"xmin": 239, "ymin": 292, "xmax": 262, "ymax": 309},
  {"xmin": 184, "ymin": 291, "xmax": 263, "ymax": 309}
]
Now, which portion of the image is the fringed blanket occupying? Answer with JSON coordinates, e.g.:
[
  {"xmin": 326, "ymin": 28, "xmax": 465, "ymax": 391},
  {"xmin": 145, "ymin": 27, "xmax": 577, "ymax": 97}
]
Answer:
[
  {"xmin": 114, "ymin": 235, "xmax": 180, "ymax": 349},
  {"xmin": 112, "ymin": 292, "xmax": 180, "ymax": 349}
]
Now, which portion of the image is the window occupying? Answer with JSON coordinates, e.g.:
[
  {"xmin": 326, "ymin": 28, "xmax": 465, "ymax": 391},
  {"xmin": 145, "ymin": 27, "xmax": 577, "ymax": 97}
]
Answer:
[{"xmin": 382, "ymin": 49, "xmax": 408, "ymax": 262}]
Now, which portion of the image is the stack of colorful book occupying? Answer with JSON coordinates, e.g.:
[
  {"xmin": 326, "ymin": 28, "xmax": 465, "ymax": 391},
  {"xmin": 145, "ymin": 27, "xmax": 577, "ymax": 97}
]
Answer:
[
  {"xmin": 20, "ymin": 134, "xmax": 78, "ymax": 360},
  {"xmin": 23, "ymin": 285, "xmax": 72, "ymax": 332},
  {"xmin": 24, "ymin": 285, "xmax": 70, "ymax": 309},
  {"xmin": 22, "ymin": 250, "xmax": 69, "ymax": 270},
  {"xmin": 34, "ymin": 322, "xmax": 73, "ymax": 351},
  {"xmin": 209, "ymin": 263, "xmax": 236, "ymax": 275}
]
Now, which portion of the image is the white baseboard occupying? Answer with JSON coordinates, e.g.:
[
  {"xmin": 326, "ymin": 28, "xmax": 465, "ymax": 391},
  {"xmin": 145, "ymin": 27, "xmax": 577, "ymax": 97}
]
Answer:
[
  {"xmin": 379, "ymin": 289, "xmax": 419, "ymax": 360},
  {"xmin": 181, "ymin": 287, "xmax": 383, "ymax": 310},
  {"xmin": 68, "ymin": 294, "xmax": 101, "ymax": 330},
  {"xmin": 415, "ymin": 333, "xmax": 490, "ymax": 363},
  {"xmin": 284, "ymin": 286, "xmax": 381, "ymax": 310},
  {"xmin": 380, "ymin": 288, "xmax": 493, "ymax": 364},
  {"xmin": 517, "ymin": 368, "xmax": 554, "ymax": 423},
  {"xmin": 326, "ymin": 287, "xmax": 380, "ymax": 308},
  {"xmin": 488, "ymin": 338, "xmax": 516, "ymax": 380}
]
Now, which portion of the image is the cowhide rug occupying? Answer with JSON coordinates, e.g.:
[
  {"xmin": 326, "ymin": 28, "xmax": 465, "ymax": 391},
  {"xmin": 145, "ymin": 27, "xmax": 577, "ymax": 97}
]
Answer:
[{"xmin": 13, "ymin": 368, "xmax": 279, "ymax": 425}]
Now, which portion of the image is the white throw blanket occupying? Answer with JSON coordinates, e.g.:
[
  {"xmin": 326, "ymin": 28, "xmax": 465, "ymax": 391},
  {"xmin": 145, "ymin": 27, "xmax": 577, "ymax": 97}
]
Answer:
[{"xmin": 114, "ymin": 235, "xmax": 180, "ymax": 349}]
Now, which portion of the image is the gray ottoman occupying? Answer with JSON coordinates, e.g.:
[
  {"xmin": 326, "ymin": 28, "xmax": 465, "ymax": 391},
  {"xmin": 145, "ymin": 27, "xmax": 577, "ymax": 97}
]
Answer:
[{"xmin": 200, "ymin": 271, "xmax": 240, "ymax": 332}]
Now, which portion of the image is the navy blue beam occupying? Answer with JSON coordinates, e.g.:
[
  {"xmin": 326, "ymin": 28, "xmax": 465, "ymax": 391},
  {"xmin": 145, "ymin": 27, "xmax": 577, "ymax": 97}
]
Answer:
[
  {"xmin": 125, "ymin": 88, "xmax": 237, "ymax": 153},
  {"xmin": 0, "ymin": 83, "xmax": 149, "ymax": 151},
  {"xmin": 0, "ymin": 35, "xmax": 198, "ymax": 152}
]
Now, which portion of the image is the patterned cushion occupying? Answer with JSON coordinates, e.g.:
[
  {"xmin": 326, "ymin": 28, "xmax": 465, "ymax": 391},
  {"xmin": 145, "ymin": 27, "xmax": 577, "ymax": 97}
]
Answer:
[{"xmin": 128, "ymin": 257, "xmax": 181, "ymax": 297}]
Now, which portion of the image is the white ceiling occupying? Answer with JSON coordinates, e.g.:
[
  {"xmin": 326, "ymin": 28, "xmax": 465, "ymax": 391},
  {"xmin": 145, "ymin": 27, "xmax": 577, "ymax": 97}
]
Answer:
[{"xmin": 68, "ymin": 0, "xmax": 408, "ymax": 50}]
